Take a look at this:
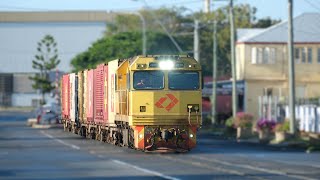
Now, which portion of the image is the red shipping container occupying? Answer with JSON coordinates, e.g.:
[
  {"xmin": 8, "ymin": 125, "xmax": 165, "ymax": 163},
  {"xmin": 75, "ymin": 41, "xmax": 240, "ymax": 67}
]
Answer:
[
  {"xmin": 61, "ymin": 74, "xmax": 70, "ymax": 120},
  {"xmin": 94, "ymin": 64, "xmax": 108, "ymax": 125},
  {"xmin": 87, "ymin": 69, "xmax": 94, "ymax": 123}
]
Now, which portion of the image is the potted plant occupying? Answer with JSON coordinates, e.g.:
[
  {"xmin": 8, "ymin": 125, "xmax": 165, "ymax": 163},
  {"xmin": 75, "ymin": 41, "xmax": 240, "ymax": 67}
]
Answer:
[
  {"xmin": 234, "ymin": 112, "xmax": 253, "ymax": 139},
  {"xmin": 274, "ymin": 120, "xmax": 290, "ymax": 143},
  {"xmin": 224, "ymin": 116, "xmax": 236, "ymax": 137},
  {"xmin": 256, "ymin": 118, "xmax": 276, "ymax": 143}
]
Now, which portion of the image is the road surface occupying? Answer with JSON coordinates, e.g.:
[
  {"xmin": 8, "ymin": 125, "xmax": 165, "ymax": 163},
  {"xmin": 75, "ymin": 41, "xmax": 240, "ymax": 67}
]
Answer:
[{"xmin": 0, "ymin": 111, "xmax": 319, "ymax": 180}]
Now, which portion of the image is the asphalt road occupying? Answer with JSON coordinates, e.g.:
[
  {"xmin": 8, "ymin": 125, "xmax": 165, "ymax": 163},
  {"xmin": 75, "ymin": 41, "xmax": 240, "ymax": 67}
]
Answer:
[{"xmin": 1, "ymin": 111, "xmax": 320, "ymax": 180}]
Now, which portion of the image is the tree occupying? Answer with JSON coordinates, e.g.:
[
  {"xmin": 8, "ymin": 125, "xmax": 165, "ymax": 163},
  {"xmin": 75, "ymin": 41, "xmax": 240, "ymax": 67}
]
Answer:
[
  {"xmin": 71, "ymin": 5, "xmax": 280, "ymax": 77},
  {"xmin": 71, "ymin": 31, "xmax": 187, "ymax": 72},
  {"xmin": 29, "ymin": 35, "xmax": 60, "ymax": 105},
  {"xmin": 253, "ymin": 17, "xmax": 281, "ymax": 28}
]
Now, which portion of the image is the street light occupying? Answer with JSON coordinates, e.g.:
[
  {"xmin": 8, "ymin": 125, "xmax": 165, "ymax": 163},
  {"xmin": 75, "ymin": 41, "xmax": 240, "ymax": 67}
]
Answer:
[{"xmin": 132, "ymin": 12, "xmax": 147, "ymax": 56}]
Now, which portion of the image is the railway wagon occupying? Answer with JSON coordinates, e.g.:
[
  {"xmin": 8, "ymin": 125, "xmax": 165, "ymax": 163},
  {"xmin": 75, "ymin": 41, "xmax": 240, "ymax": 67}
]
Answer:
[
  {"xmin": 61, "ymin": 74, "xmax": 70, "ymax": 129},
  {"xmin": 61, "ymin": 55, "xmax": 202, "ymax": 152}
]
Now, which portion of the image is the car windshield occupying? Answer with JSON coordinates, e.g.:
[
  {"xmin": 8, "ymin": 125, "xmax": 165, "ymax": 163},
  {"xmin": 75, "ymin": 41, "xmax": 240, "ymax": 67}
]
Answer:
[
  {"xmin": 168, "ymin": 71, "xmax": 199, "ymax": 90},
  {"xmin": 133, "ymin": 71, "xmax": 164, "ymax": 90}
]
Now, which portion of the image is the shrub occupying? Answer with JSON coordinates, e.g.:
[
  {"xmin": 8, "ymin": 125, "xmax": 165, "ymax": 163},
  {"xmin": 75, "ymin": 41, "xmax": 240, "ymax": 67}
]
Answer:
[
  {"xmin": 225, "ymin": 117, "xmax": 234, "ymax": 128},
  {"xmin": 275, "ymin": 120, "xmax": 290, "ymax": 132},
  {"xmin": 256, "ymin": 118, "xmax": 276, "ymax": 132},
  {"xmin": 234, "ymin": 112, "xmax": 253, "ymax": 128}
]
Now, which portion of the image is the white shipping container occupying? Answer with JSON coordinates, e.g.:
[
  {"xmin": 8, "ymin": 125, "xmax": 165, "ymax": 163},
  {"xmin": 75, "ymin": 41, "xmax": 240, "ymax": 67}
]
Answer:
[
  {"xmin": 70, "ymin": 73, "xmax": 76, "ymax": 122},
  {"xmin": 107, "ymin": 60, "xmax": 118, "ymax": 125}
]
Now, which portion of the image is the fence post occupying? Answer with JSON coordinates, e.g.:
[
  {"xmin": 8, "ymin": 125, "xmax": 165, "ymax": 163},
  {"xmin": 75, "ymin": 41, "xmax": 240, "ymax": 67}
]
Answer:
[
  {"xmin": 299, "ymin": 105, "xmax": 303, "ymax": 131},
  {"xmin": 258, "ymin": 96, "xmax": 261, "ymax": 119},
  {"xmin": 305, "ymin": 106, "xmax": 309, "ymax": 133},
  {"xmin": 317, "ymin": 107, "xmax": 320, "ymax": 133},
  {"xmin": 311, "ymin": 106, "xmax": 316, "ymax": 133}
]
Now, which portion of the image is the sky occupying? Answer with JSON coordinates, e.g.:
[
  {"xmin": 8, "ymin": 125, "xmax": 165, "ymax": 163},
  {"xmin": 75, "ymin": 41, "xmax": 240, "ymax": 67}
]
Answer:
[{"xmin": 0, "ymin": 0, "xmax": 319, "ymax": 21}]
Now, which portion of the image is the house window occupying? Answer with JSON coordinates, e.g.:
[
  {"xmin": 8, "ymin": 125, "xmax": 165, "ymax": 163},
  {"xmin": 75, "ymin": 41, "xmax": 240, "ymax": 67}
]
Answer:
[
  {"xmin": 263, "ymin": 87, "xmax": 273, "ymax": 96},
  {"xmin": 251, "ymin": 47, "xmax": 257, "ymax": 64},
  {"xmin": 251, "ymin": 47, "xmax": 276, "ymax": 64},
  {"xmin": 270, "ymin": 48, "xmax": 276, "ymax": 64},
  {"xmin": 307, "ymin": 48, "xmax": 312, "ymax": 63},
  {"xmin": 318, "ymin": 48, "xmax": 320, "ymax": 63},
  {"xmin": 257, "ymin": 48, "xmax": 263, "ymax": 64},
  {"xmin": 301, "ymin": 48, "xmax": 306, "ymax": 63},
  {"xmin": 263, "ymin": 47, "xmax": 269, "ymax": 64},
  {"xmin": 294, "ymin": 48, "xmax": 300, "ymax": 63}
]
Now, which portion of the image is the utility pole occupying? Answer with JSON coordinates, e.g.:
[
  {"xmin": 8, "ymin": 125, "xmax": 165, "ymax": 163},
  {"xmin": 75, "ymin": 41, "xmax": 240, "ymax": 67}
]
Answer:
[
  {"xmin": 212, "ymin": 19, "xmax": 217, "ymax": 124},
  {"xmin": 229, "ymin": 0, "xmax": 237, "ymax": 119},
  {"xmin": 204, "ymin": 0, "xmax": 211, "ymax": 13},
  {"xmin": 133, "ymin": 12, "xmax": 146, "ymax": 56},
  {"xmin": 194, "ymin": 20, "xmax": 200, "ymax": 62},
  {"xmin": 288, "ymin": 0, "xmax": 296, "ymax": 134}
]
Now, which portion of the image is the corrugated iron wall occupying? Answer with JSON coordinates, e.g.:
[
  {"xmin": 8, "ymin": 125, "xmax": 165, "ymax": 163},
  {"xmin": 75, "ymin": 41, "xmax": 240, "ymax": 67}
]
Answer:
[{"xmin": 0, "ymin": 73, "xmax": 13, "ymax": 106}]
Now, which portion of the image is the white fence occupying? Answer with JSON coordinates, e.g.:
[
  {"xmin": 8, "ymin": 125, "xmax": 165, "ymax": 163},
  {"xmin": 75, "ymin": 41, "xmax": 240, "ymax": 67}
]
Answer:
[
  {"xmin": 285, "ymin": 105, "xmax": 320, "ymax": 134},
  {"xmin": 259, "ymin": 96, "xmax": 320, "ymax": 134}
]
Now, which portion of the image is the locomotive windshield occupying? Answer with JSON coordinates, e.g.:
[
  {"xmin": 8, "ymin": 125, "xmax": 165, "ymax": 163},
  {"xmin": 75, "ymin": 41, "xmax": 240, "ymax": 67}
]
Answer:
[
  {"xmin": 168, "ymin": 71, "xmax": 199, "ymax": 90},
  {"xmin": 133, "ymin": 71, "xmax": 164, "ymax": 90}
]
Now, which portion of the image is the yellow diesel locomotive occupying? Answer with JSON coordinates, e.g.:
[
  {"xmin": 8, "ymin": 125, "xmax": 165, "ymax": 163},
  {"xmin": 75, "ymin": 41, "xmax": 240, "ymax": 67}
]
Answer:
[{"xmin": 61, "ymin": 55, "xmax": 202, "ymax": 152}]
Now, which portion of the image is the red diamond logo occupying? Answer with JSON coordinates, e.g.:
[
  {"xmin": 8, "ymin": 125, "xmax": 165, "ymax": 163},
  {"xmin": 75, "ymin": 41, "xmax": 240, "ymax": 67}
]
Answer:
[{"xmin": 155, "ymin": 94, "xmax": 179, "ymax": 112}]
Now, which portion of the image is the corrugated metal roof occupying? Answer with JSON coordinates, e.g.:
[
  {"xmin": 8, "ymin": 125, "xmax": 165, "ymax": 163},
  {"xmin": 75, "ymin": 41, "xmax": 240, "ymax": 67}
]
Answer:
[
  {"xmin": 237, "ymin": 13, "xmax": 320, "ymax": 43},
  {"xmin": 237, "ymin": 28, "xmax": 265, "ymax": 42}
]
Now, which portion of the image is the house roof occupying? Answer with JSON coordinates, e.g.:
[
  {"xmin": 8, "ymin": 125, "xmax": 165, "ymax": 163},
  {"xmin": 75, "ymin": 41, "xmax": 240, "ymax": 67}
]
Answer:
[{"xmin": 237, "ymin": 13, "xmax": 320, "ymax": 43}]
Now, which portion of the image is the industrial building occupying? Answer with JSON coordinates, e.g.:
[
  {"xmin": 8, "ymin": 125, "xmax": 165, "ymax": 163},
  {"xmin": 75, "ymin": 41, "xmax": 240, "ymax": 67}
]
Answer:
[{"xmin": 0, "ymin": 11, "xmax": 114, "ymax": 106}]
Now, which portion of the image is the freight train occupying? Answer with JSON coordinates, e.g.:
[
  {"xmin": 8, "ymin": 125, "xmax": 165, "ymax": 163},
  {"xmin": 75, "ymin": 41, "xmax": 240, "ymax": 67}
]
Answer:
[{"xmin": 61, "ymin": 55, "xmax": 202, "ymax": 152}]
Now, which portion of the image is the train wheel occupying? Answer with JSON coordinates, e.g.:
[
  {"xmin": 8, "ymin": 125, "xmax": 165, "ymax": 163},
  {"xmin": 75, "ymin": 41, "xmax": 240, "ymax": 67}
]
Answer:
[
  {"xmin": 90, "ymin": 129, "xmax": 95, "ymax": 140},
  {"xmin": 63, "ymin": 121, "xmax": 66, "ymax": 131},
  {"xmin": 82, "ymin": 127, "xmax": 87, "ymax": 138},
  {"xmin": 86, "ymin": 128, "xmax": 90, "ymax": 139}
]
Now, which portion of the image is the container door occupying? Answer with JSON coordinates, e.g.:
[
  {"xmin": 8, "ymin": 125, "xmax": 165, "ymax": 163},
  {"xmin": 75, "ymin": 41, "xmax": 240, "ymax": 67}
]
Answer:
[
  {"xmin": 87, "ymin": 70, "xmax": 94, "ymax": 123},
  {"xmin": 103, "ymin": 65, "xmax": 108, "ymax": 124},
  {"xmin": 94, "ymin": 64, "xmax": 104, "ymax": 124}
]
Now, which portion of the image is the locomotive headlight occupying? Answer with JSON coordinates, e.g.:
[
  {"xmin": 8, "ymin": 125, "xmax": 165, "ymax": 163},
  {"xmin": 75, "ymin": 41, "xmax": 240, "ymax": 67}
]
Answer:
[
  {"xmin": 159, "ymin": 60, "xmax": 174, "ymax": 70},
  {"xmin": 189, "ymin": 134, "xmax": 194, "ymax": 138},
  {"xmin": 139, "ymin": 134, "xmax": 143, "ymax": 139}
]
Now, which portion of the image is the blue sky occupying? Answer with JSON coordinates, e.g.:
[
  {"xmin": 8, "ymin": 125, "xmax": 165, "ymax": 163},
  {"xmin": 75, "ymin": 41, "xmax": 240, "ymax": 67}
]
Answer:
[{"xmin": 0, "ymin": 0, "xmax": 319, "ymax": 20}]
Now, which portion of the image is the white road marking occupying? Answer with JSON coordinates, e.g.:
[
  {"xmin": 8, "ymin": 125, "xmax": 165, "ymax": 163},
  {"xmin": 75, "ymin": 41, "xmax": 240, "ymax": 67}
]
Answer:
[
  {"xmin": 270, "ymin": 159, "xmax": 320, "ymax": 169},
  {"xmin": 112, "ymin": 159, "xmax": 180, "ymax": 180},
  {"xmin": 40, "ymin": 130, "xmax": 80, "ymax": 150},
  {"xmin": 193, "ymin": 155, "xmax": 318, "ymax": 180},
  {"xmin": 97, "ymin": 155, "xmax": 104, "ymax": 158}
]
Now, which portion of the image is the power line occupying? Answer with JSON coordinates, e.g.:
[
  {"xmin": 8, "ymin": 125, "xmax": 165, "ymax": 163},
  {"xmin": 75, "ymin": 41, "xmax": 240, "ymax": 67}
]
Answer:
[{"xmin": 303, "ymin": 0, "xmax": 320, "ymax": 12}]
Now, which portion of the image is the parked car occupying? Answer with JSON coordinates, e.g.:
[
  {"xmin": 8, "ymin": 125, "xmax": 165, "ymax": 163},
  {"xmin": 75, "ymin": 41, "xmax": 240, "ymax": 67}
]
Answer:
[{"xmin": 32, "ymin": 103, "xmax": 61, "ymax": 124}]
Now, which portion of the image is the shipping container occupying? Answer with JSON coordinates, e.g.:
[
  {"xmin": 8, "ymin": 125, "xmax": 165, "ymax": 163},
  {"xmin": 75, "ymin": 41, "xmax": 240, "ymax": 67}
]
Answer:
[
  {"xmin": 103, "ymin": 65, "xmax": 108, "ymax": 123},
  {"xmin": 70, "ymin": 73, "xmax": 78, "ymax": 122},
  {"xmin": 107, "ymin": 60, "xmax": 118, "ymax": 125},
  {"xmin": 87, "ymin": 69, "xmax": 94, "ymax": 123},
  {"xmin": 61, "ymin": 74, "xmax": 70, "ymax": 120},
  {"xmin": 94, "ymin": 64, "xmax": 108, "ymax": 124},
  {"xmin": 78, "ymin": 71, "xmax": 84, "ymax": 124},
  {"xmin": 83, "ymin": 70, "xmax": 88, "ymax": 124}
]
